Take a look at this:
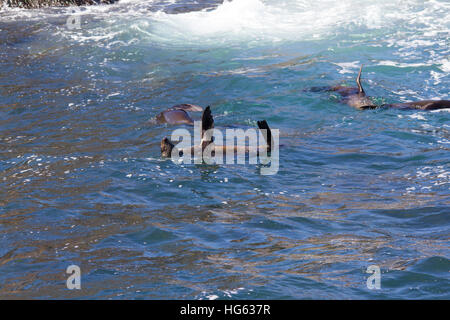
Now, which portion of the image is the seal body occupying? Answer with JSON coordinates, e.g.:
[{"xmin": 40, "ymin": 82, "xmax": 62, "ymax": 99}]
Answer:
[
  {"xmin": 333, "ymin": 65, "xmax": 377, "ymax": 109},
  {"xmin": 384, "ymin": 100, "xmax": 450, "ymax": 111}
]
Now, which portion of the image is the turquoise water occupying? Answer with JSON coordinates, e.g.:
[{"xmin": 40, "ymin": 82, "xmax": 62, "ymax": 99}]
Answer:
[{"xmin": 0, "ymin": 0, "xmax": 449, "ymax": 299}]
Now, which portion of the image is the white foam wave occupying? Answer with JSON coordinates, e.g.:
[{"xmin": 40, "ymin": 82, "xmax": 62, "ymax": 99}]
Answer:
[
  {"xmin": 145, "ymin": 0, "xmax": 390, "ymax": 45},
  {"xmin": 1, "ymin": 0, "xmax": 450, "ymax": 52},
  {"xmin": 137, "ymin": 0, "xmax": 450, "ymax": 46}
]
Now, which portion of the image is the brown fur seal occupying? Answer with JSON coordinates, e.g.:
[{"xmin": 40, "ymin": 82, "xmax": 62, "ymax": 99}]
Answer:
[
  {"xmin": 161, "ymin": 107, "xmax": 273, "ymax": 158},
  {"xmin": 309, "ymin": 65, "xmax": 450, "ymax": 111},
  {"xmin": 156, "ymin": 104, "xmax": 203, "ymax": 125},
  {"xmin": 309, "ymin": 65, "xmax": 377, "ymax": 110}
]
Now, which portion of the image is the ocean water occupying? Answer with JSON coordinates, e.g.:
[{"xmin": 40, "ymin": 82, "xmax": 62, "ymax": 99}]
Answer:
[{"xmin": 0, "ymin": 0, "xmax": 449, "ymax": 299}]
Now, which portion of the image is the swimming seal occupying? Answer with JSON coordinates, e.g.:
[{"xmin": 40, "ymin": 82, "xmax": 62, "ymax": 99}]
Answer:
[
  {"xmin": 156, "ymin": 104, "xmax": 203, "ymax": 125},
  {"xmin": 309, "ymin": 65, "xmax": 377, "ymax": 110},
  {"xmin": 161, "ymin": 106, "xmax": 214, "ymax": 157},
  {"xmin": 309, "ymin": 65, "xmax": 450, "ymax": 111},
  {"xmin": 161, "ymin": 107, "xmax": 273, "ymax": 158}
]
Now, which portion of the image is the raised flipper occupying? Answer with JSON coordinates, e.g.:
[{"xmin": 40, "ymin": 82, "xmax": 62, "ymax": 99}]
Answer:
[
  {"xmin": 201, "ymin": 106, "xmax": 214, "ymax": 146},
  {"xmin": 356, "ymin": 64, "xmax": 365, "ymax": 94},
  {"xmin": 257, "ymin": 120, "xmax": 273, "ymax": 152},
  {"xmin": 161, "ymin": 137, "xmax": 175, "ymax": 158}
]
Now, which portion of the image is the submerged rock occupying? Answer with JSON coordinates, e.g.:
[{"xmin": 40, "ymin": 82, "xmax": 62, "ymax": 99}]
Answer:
[{"xmin": 1, "ymin": 0, "xmax": 117, "ymax": 9}]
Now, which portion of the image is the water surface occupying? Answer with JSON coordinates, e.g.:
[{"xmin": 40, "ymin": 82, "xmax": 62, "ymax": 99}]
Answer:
[{"xmin": 0, "ymin": 0, "xmax": 449, "ymax": 299}]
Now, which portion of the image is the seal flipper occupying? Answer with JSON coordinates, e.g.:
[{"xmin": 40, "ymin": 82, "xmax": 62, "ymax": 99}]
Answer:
[
  {"xmin": 257, "ymin": 120, "xmax": 272, "ymax": 152},
  {"xmin": 159, "ymin": 109, "xmax": 194, "ymax": 125},
  {"xmin": 161, "ymin": 137, "xmax": 175, "ymax": 158},
  {"xmin": 171, "ymin": 104, "xmax": 203, "ymax": 112},
  {"xmin": 201, "ymin": 106, "xmax": 214, "ymax": 146},
  {"xmin": 304, "ymin": 86, "xmax": 333, "ymax": 93},
  {"xmin": 356, "ymin": 64, "xmax": 365, "ymax": 94}
]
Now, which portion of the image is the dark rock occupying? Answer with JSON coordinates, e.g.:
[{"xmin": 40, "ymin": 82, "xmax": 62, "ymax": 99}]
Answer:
[{"xmin": 2, "ymin": 0, "xmax": 117, "ymax": 9}]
